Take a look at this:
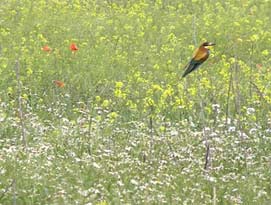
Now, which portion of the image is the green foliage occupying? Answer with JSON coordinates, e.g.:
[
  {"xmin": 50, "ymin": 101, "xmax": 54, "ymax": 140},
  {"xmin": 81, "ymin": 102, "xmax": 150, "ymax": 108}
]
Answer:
[{"xmin": 0, "ymin": 0, "xmax": 271, "ymax": 204}]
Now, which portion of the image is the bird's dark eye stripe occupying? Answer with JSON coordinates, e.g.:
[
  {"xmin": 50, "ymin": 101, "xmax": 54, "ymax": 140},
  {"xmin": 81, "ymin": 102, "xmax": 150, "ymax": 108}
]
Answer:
[{"xmin": 202, "ymin": 42, "xmax": 215, "ymax": 46}]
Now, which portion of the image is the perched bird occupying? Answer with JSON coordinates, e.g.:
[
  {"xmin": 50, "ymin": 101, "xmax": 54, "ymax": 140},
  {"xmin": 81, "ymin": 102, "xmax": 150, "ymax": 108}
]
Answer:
[{"xmin": 182, "ymin": 42, "xmax": 215, "ymax": 78}]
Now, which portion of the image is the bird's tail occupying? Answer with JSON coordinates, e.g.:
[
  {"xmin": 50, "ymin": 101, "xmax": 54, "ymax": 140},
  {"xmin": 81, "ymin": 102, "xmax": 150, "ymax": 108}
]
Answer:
[
  {"xmin": 182, "ymin": 64, "xmax": 194, "ymax": 78},
  {"xmin": 182, "ymin": 61, "xmax": 201, "ymax": 78}
]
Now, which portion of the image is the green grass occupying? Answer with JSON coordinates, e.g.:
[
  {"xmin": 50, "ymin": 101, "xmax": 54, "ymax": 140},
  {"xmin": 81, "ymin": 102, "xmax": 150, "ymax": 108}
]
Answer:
[{"xmin": 0, "ymin": 0, "xmax": 271, "ymax": 204}]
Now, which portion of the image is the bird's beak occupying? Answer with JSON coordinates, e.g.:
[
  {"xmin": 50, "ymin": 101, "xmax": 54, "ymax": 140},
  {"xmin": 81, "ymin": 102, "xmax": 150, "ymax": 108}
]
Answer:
[{"xmin": 208, "ymin": 42, "xmax": 216, "ymax": 46}]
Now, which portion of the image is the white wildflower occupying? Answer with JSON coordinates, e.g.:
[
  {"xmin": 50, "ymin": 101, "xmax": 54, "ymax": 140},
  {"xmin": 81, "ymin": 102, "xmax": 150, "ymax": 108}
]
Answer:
[
  {"xmin": 212, "ymin": 104, "xmax": 220, "ymax": 113},
  {"xmin": 93, "ymin": 162, "xmax": 101, "ymax": 169},
  {"xmin": 246, "ymin": 107, "xmax": 255, "ymax": 115},
  {"xmin": 170, "ymin": 130, "xmax": 178, "ymax": 136},
  {"xmin": 249, "ymin": 128, "xmax": 257, "ymax": 134},
  {"xmin": 130, "ymin": 179, "xmax": 139, "ymax": 186},
  {"xmin": 228, "ymin": 126, "xmax": 236, "ymax": 132}
]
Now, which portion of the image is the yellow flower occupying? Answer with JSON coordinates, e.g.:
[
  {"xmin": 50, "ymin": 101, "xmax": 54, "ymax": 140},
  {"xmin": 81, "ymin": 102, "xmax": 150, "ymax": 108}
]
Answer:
[
  {"xmin": 96, "ymin": 200, "xmax": 108, "ymax": 205},
  {"xmin": 109, "ymin": 112, "xmax": 118, "ymax": 119},
  {"xmin": 262, "ymin": 49, "xmax": 269, "ymax": 56},
  {"xmin": 102, "ymin": 99, "xmax": 110, "ymax": 108},
  {"xmin": 152, "ymin": 84, "xmax": 162, "ymax": 92},
  {"xmin": 115, "ymin": 81, "xmax": 124, "ymax": 89},
  {"xmin": 161, "ymin": 86, "xmax": 173, "ymax": 99},
  {"xmin": 95, "ymin": 96, "xmax": 101, "ymax": 102}
]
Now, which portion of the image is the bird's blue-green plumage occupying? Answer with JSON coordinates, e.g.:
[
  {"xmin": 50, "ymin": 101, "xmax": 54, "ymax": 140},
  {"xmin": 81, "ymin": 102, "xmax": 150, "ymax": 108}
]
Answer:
[{"xmin": 182, "ymin": 59, "xmax": 204, "ymax": 78}]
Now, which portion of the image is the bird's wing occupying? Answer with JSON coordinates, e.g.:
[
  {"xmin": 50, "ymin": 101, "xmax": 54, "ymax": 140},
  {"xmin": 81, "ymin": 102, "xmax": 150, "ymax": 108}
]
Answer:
[
  {"xmin": 182, "ymin": 47, "xmax": 210, "ymax": 78},
  {"xmin": 192, "ymin": 47, "xmax": 209, "ymax": 61},
  {"xmin": 182, "ymin": 59, "xmax": 202, "ymax": 78}
]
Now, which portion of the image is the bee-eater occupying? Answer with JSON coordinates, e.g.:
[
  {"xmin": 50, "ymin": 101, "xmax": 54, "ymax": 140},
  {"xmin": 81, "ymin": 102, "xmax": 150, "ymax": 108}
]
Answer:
[{"xmin": 182, "ymin": 42, "xmax": 215, "ymax": 78}]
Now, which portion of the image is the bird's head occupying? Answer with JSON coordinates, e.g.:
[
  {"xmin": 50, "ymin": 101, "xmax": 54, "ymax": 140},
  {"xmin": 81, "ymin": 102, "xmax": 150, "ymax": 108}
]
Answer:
[{"xmin": 201, "ymin": 42, "xmax": 216, "ymax": 49}]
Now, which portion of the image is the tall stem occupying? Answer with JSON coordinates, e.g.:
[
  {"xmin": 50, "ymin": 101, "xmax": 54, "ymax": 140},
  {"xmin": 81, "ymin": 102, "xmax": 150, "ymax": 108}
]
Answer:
[
  {"xmin": 14, "ymin": 60, "xmax": 27, "ymax": 148},
  {"xmin": 225, "ymin": 65, "xmax": 233, "ymax": 127}
]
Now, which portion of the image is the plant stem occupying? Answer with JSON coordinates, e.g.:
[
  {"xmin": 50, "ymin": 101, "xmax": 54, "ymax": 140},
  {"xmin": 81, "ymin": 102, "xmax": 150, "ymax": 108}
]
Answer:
[
  {"xmin": 204, "ymin": 142, "xmax": 210, "ymax": 170},
  {"xmin": 225, "ymin": 64, "xmax": 233, "ymax": 127},
  {"xmin": 14, "ymin": 60, "xmax": 27, "ymax": 148}
]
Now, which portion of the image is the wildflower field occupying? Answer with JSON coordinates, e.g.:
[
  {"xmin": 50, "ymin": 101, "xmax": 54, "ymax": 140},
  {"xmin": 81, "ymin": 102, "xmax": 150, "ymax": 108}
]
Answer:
[{"xmin": 1, "ymin": 0, "xmax": 271, "ymax": 204}]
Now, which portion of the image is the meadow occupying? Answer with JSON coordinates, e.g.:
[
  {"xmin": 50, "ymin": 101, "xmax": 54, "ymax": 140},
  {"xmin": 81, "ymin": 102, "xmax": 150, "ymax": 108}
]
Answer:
[{"xmin": 0, "ymin": 0, "xmax": 271, "ymax": 204}]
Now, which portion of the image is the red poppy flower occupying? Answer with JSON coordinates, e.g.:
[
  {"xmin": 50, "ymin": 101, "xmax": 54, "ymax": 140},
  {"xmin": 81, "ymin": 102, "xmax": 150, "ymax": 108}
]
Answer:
[
  {"xmin": 53, "ymin": 80, "xmax": 65, "ymax": 88},
  {"xmin": 42, "ymin": 45, "xmax": 51, "ymax": 52},
  {"xmin": 70, "ymin": 43, "xmax": 78, "ymax": 52}
]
